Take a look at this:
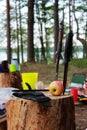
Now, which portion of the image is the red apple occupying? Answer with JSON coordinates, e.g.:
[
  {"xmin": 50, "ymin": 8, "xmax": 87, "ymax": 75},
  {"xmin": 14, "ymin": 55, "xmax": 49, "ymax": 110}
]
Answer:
[{"xmin": 49, "ymin": 81, "xmax": 64, "ymax": 96}]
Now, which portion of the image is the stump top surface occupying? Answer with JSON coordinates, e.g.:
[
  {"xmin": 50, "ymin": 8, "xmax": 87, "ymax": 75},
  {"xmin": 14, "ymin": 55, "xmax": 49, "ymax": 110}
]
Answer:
[
  {"xmin": 9, "ymin": 91, "xmax": 72, "ymax": 103},
  {"xmin": 43, "ymin": 91, "xmax": 72, "ymax": 99}
]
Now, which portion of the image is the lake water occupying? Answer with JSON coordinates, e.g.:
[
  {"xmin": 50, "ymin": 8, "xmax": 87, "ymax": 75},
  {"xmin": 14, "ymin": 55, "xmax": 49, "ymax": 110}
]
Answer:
[
  {"xmin": 0, "ymin": 49, "xmax": 83, "ymax": 63},
  {"xmin": 0, "ymin": 50, "xmax": 27, "ymax": 63}
]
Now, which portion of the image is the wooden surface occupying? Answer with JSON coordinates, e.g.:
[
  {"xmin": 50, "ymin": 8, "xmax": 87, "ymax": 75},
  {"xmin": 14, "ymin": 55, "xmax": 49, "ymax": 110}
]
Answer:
[
  {"xmin": 0, "ymin": 115, "xmax": 7, "ymax": 130},
  {"xmin": 0, "ymin": 115, "xmax": 6, "ymax": 123},
  {"xmin": 0, "ymin": 72, "xmax": 22, "ymax": 130},
  {"xmin": 0, "ymin": 121, "xmax": 7, "ymax": 130},
  {"xmin": 6, "ymin": 92, "xmax": 76, "ymax": 130},
  {"xmin": 0, "ymin": 72, "xmax": 22, "ymax": 89}
]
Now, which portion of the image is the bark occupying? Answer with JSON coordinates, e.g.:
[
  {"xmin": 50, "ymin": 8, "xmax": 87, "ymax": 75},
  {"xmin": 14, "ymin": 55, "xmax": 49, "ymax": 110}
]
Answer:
[
  {"xmin": 0, "ymin": 72, "xmax": 22, "ymax": 89},
  {"xmin": 0, "ymin": 120, "xmax": 7, "ymax": 130},
  {"xmin": 15, "ymin": 0, "xmax": 20, "ymax": 63},
  {"xmin": 40, "ymin": 22, "xmax": 46, "ymax": 61},
  {"xmin": 19, "ymin": 0, "xmax": 24, "ymax": 63},
  {"xmin": 73, "ymin": 0, "xmax": 87, "ymax": 58},
  {"xmin": 6, "ymin": 93, "xmax": 76, "ymax": 130},
  {"xmin": 54, "ymin": 0, "xmax": 59, "ymax": 62},
  {"xmin": 27, "ymin": 0, "xmax": 35, "ymax": 62},
  {"xmin": 6, "ymin": 0, "xmax": 11, "ymax": 64}
]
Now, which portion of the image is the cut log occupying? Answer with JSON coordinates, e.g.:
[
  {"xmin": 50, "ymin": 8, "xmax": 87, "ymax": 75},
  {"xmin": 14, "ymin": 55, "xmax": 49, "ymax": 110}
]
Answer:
[
  {"xmin": 0, "ymin": 72, "xmax": 22, "ymax": 130},
  {"xmin": 0, "ymin": 72, "xmax": 22, "ymax": 89},
  {"xmin": 0, "ymin": 121, "xmax": 7, "ymax": 130},
  {"xmin": 0, "ymin": 116, "xmax": 7, "ymax": 130},
  {"xmin": 6, "ymin": 92, "xmax": 76, "ymax": 130}
]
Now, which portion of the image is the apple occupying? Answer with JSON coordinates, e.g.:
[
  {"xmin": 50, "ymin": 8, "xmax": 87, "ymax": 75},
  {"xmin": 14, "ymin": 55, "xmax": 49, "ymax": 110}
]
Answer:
[{"xmin": 49, "ymin": 81, "xmax": 64, "ymax": 96}]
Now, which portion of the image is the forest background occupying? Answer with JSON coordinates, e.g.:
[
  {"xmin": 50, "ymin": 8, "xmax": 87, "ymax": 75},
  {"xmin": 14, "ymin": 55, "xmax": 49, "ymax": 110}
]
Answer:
[
  {"xmin": 0, "ymin": 0, "xmax": 87, "ymax": 66},
  {"xmin": 0, "ymin": 2, "xmax": 87, "ymax": 130}
]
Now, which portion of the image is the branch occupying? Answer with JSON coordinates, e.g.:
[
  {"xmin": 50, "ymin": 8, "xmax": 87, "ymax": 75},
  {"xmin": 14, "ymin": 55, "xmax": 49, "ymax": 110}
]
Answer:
[{"xmin": 73, "ymin": 0, "xmax": 87, "ymax": 45}]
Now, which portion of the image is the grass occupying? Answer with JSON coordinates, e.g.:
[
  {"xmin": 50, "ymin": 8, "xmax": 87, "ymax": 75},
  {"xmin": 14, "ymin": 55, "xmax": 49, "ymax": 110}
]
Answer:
[
  {"xmin": 70, "ymin": 58, "xmax": 87, "ymax": 68},
  {"xmin": 20, "ymin": 58, "xmax": 87, "ymax": 85}
]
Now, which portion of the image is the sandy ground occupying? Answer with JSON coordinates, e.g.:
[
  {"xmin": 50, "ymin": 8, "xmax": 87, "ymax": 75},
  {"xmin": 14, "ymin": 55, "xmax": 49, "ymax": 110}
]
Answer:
[{"xmin": 75, "ymin": 103, "xmax": 87, "ymax": 130}]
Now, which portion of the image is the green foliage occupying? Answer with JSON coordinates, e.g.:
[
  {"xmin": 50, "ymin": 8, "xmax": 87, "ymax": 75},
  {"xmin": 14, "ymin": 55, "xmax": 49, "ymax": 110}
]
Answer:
[{"xmin": 70, "ymin": 58, "xmax": 87, "ymax": 68}]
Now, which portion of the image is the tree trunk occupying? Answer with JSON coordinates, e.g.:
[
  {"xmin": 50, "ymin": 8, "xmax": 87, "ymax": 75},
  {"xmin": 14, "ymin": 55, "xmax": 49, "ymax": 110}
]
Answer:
[
  {"xmin": 40, "ymin": 23, "xmax": 46, "ymax": 61},
  {"xmin": 19, "ymin": 0, "xmax": 24, "ymax": 63},
  {"xmin": 73, "ymin": 0, "xmax": 87, "ymax": 58},
  {"xmin": 54, "ymin": 0, "xmax": 59, "ymax": 62},
  {"xmin": 14, "ymin": 0, "xmax": 20, "ymax": 63},
  {"xmin": 6, "ymin": 93, "xmax": 76, "ymax": 130},
  {"xmin": 6, "ymin": 0, "xmax": 11, "ymax": 64},
  {"xmin": 27, "ymin": 0, "xmax": 35, "ymax": 62}
]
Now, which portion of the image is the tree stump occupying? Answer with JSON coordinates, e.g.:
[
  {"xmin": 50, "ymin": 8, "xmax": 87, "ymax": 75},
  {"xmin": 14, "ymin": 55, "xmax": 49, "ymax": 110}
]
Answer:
[
  {"xmin": 7, "ymin": 93, "xmax": 76, "ymax": 130},
  {"xmin": 0, "ymin": 72, "xmax": 22, "ymax": 89},
  {"xmin": 0, "ymin": 121, "xmax": 7, "ymax": 130},
  {"xmin": 6, "ymin": 92, "xmax": 76, "ymax": 130},
  {"xmin": 0, "ymin": 116, "xmax": 7, "ymax": 130},
  {"xmin": 0, "ymin": 72, "xmax": 22, "ymax": 129}
]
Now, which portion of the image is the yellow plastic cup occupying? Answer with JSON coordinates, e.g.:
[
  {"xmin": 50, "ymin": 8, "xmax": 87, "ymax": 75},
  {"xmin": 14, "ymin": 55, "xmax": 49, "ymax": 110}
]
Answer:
[
  {"xmin": 21, "ymin": 72, "xmax": 38, "ymax": 90},
  {"xmin": 9, "ymin": 64, "xmax": 16, "ymax": 72}
]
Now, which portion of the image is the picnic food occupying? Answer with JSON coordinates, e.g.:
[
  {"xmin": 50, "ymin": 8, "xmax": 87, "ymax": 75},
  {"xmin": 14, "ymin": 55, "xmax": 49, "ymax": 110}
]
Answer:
[{"xmin": 49, "ymin": 81, "xmax": 64, "ymax": 96}]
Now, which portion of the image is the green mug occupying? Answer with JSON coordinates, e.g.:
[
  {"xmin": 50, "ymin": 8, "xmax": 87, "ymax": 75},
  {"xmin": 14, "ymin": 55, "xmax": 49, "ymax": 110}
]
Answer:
[{"xmin": 9, "ymin": 64, "xmax": 16, "ymax": 72}]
